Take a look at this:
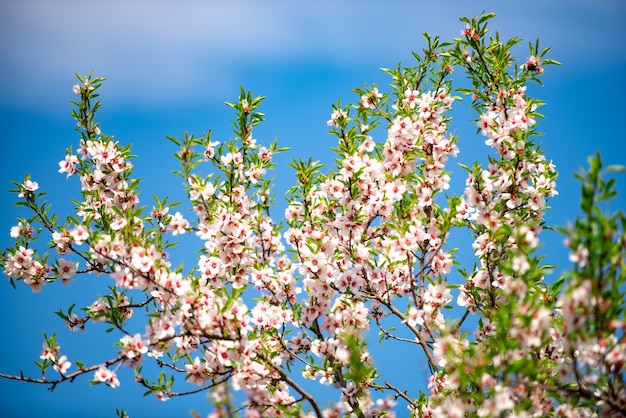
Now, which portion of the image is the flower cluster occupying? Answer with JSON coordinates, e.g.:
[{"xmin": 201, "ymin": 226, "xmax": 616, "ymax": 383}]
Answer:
[
  {"xmin": 4, "ymin": 244, "xmax": 49, "ymax": 291},
  {"xmin": 2, "ymin": 14, "xmax": 624, "ymax": 418}
]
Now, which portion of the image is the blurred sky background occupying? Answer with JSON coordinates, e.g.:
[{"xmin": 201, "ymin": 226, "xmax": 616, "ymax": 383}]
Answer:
[{"xmin": 1, "ymin": 1, "xmax": 625, "ymax": 417}]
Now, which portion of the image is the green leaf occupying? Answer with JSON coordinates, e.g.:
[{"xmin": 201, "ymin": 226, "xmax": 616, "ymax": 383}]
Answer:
[{"xmin": 606, "ymin": 164, "xmax": 626, "ymax": 174}]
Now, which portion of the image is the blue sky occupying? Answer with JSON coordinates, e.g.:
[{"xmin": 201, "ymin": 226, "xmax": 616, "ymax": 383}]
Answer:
[{"xmin": 1, "ymin": 1, "xmax": 625, "ymax": 417}]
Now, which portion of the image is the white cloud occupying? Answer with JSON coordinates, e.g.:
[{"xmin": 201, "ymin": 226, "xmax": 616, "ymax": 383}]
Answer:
[{"xmin": 1, "ymin": 0, "xmax": 624, "ymax": 108}]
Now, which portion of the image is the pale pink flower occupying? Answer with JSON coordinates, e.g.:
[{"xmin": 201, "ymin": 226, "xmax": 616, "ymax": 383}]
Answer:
[
  {"xmin": 494, "ymin": 385, "xmax": 515, "ymax": 412},
  {"xmin": 130, "ymin": 247, "xmax": 156, "ymax": 273},
  {"xmin": 24, "ymin": 275, "xmax": 46, "ymax": 292},
  {"xmin": 258, "ymin": 146, "xmax": 272, "ymax": 163},
  {"xmin": 58, "ymin": 155, "xmax": 79, "ymax": 178},
  {"xmin": 402, "ymin": 87, "xmax": 419, "ymax": 109},
  {"xmin": 24, "ymin": 179, "xmax": 38, "ymax": 191},
  {"xmin": 69, "ymin": 225, "xmax": 89, "ymax": 245},
  {"xmin": 425, "ymin": 283, "xmax": 452, "ymax": 306},
  {"xmin": 204, "ymin": 140, "xmax": 220, "ymax": 160},
  {"xmin": 86, "ymin": 140, "xmax": 118, "ymax": 164},
  {"xmin": 327, "ymin": 108, "xmax": 346, "ymax": 127},
  {"xmin": 568, "ymin": 244, "xmax": 589, "ymax": 268},
  {"xmin": 477, "ymin": 111, "xmax": 498, "ymax": 135},
  {"xmin": 17, "ymin": 179, "xmax": 39, "ymax": 198},
  {"xmin": 523, "ymin": 55, "xmax": 543, "ymax": 73},
  {"xmin": 432, "ymin": 251, "xmax": 452, "ymax": 276},
  {"xmin": 111, "ymin": 266, "xmax": 140, "ymax": 289},
  {"xmin": 311, "ymin": 338, "xmax": 337, "ymax": 358},
  {"xmin": 317, "ymin": 367, "xmax": 335, "ymax": 385},
  {"xmin": 527, "ymin": 189, "xmax": 546, "ymax": 211},
  {"xmin": 40, "ymin": 343, "xmax": 57, "ymax": 360},
  {"xmin": 94, "ymin": 366, "xmax": 120, "ymax": 388},
  {"xmin": 185, "ymin": 357, "xmax": 207, "ymax": 386},
  {"xmin": 119, "ymin": 333, "xmax": 149, "ymax": 362},
  {"xmin": 52, "ymin": 231, "xmax": 71, "ymax": 254},
  {"xmin": 56, "ymin": 259, "xmax": 76, "ymax": 282},
  {"xmin": 199, "ymin": 255, "xmax": 222, "ymax": 279},
  {"xmin": 359, "ymin": 136, "xmax": 376, "ymax": 152},
  {"xmin": 89, "ymin": 299, "xmax": 109, "ymax": 321},
  {"xmin": 53, "ymin": 355, "xmax": 71, "ymax": 375},
  {"xmin": 109, "ymin": 217, "xmax": 127, "ymax": 231},
  {"xmin": 10, "ymin": 224, "xmax": 23, "ymax": 238},
  {"xmin": 512, "ymin": 254, "xmax": 530, "ymax": 274},
  {"xmin": 4, "ymin": 245, "xmax": 33, "ymax": 277},
  {"xmin": 405, "ymin": 306, "xmax": 425, "ymax": 327},
  {"xmin": 169, "ymin": 212, "xmax": 189, "ymax": 235},
  {"xmin": 360, "ymin": 87, "xmax": 382, "ymax": 109},
  {"xmin": 220, "ymin": 152, "xmax": 243, "ymax": 166},
  {"xmin": 482, "ymin": 319, "xmax": 497, "ymax": 336},
  {"xmin": 245, "ymin": 166, "xmax": 266, "ymax": 184}
]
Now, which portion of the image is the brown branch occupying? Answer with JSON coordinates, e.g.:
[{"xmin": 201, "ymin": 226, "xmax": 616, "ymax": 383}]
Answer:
[
  {"xmin": 451, "ymin": 308, "xmax": 471, "ymax": 337},
  {"xmin": 373, "ymin": 381, "xmax": 417, "ymax": 410},
  {"xmin": 268, "ymin": 361, "xmax": 323, "ymax": 418},
  {"xmin": 373, "ymin": 295, "xmax": 437, "ymax": 370},
  {"xmin": 0, "ymin": 354, "xmax": 126, "ymax": 391}
]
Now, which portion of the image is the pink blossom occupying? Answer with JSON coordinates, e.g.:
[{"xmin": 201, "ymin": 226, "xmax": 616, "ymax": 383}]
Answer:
[
  {"xmin": 258, "ymin": 146, "xmax": 272, "ymax": 163},
  {"xmin": 119, "ymin": 333, "xmax": 149, "ymax": 363},
  {"xmin": 10, "ymin": 223, "xmax": 27, "ymax": 238},
  {"xmin": 568, "ymin": 244, "xmax": 589, "ymax": 267},
  {"xmin": 244, "ymin": 166, "xmax": 266, "ymax": 184},
  {"xmin": 405, "ymin": 306, "xmax": 425, "ymax": 327},
  {"xmin": 168, "ymin": 211, "xmax": 189, "ymax": 236},
  {"xmin": 430, "ymin": 251, "xmax": 452, "ymax": 276},
  {"xmin": 512, "ymin": 253, "xmax": 530, "ymax": 274},
  {"xmin": 360, "ymin": 87, "xmax": 382, "ymax": 109},
  {"xmin": 523, "ymin": 55, "xmax": 543, "ymax": 73},
  {"xmin": 317, "ymin": 367, "xmax": 335, "ymax": 385},
  {"xmin": 4, "ymin": 246, "xmax": 34, "ymax": 278},
  {"xmin": 402, "ymin": 87, "xmax": 419, "ymax": 109},
  {"xmin": 53, "ymin": 355, "xmax": 71, "ymax": 375},
  {"xmin": 17, "ymin": 179, "xmax": 39, "ymax": 198},
  {"xmin": 204, "ymin": 140, "xmax": 220, "ymax": 160},
  {"xmin": 69, "ymin": 225, "xmax": 89, "ymax": 245},
  {"xmin": 40, "ymin": 343, "xmax": 57, "ymax": 360},
  {"xmin": 185, "ymin": 357, "xmax": 207, "ymax": 386},
  {"xmin": 52, "ymin": 231, "xmax": 72, "ymax": 254},
  {"xmin": 58, "ymin": 155, "xmax": 79, "ymax": 178},
  {"xmin": 130, "ymin": 246, "xmax": 157, "ymax": 273},
  {"xmin": 94, "ymin": 366, "xmax": 120, "ymax": 388},
  {"xmin": 109, "ymin": 217, "xmax": 127, "ymax": 231},
  {"xmin": 24, "ymin": 179, "xmax": 39, "ymax": 191},
  {"xmin": 111, "ymin": 266, "xmax": 140, "ymax": 289},
  {"xmin": 89, "ymin": 299, "xmax": 109, "ymax": 321},
  {"xmin": 56, "ymin": 259, "xmax": 76, "ymax": 283},
  {"xmin": 326, "ymin": 108, "xmax": 346, "ymax": 127}
]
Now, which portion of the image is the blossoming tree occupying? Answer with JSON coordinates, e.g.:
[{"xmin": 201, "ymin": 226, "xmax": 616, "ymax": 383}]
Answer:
[{"xmin": 2, "ymin": 13, "xmax": 625, "ymax": 417}]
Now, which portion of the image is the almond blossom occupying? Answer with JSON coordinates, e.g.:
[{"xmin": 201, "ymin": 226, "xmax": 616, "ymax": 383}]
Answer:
[{"xmin": 2, "ymin": 15, "xmax": 624, "ymax": 418}]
